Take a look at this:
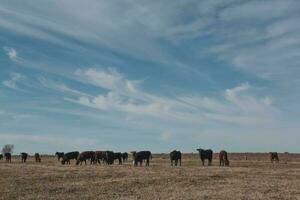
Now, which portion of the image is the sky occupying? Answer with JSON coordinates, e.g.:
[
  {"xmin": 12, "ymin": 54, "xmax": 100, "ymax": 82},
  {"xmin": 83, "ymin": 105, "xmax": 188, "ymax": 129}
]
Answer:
[{"xmin": 0, "ymin": 0, "xmax": 300, "ymax": 154}]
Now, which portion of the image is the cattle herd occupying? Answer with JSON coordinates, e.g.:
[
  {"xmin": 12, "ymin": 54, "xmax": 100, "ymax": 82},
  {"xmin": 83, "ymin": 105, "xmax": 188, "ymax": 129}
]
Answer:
[{"xmin": 0, "ymin": 149, "xmax": 281, "ymax": 167}]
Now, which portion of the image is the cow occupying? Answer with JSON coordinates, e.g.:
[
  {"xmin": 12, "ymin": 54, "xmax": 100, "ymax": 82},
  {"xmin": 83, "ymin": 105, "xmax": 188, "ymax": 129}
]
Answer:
[
  {"xmin": 114, "ymin": 152, "xmax": 123, "ymax": 165},
  {"xmin": 55, "ymin": 152, "xmax": 64, "ymax": 161},
  {"xmin": 122, "ymin": 152, "xmax": 128, "ymax": 162},
  {"xmin": 131, "ymin": 151, "xmax": 152, "ymax": 166},
  {"xmin": 94, "ymin": 151, "xmax": 106, "ymax": 164},
  {"xmin": 4, "ymin": 153, "xmax": 11, "ymax": 162},
  {"xmin": 270, "ymin": 152, "xmax": 279, "ymax": 163},
  {"xmin": 0, "ymin": 154, "xmax": 3, "ymax": 160},
  {"xmin": 196, "ymin": 149, "xmax": 213, "ymax": 166},
  {"xmin": 21, "ymin": 152, "xmax": 28, "ymax": 163},
  {"xmin": 219, "ymin": 150, "xmax": 229, "ymax": 167},
  {"xmin": 35, "ymin": 153, "xmax": 41, "ymax": 162},
  {"xmin": 61, "ymin": 151, "xmax": 79, "ymax": 165},
  {"xmin": 104, "ymin": 151, "xmax": 115, "ymax": 165},
  {"xmin": 76, "ymin": 151, "xmax": 96, "ymax": 165},
  {"xmin": 170, "ymin": 150, "xmax": 182, "ymax": 166}
]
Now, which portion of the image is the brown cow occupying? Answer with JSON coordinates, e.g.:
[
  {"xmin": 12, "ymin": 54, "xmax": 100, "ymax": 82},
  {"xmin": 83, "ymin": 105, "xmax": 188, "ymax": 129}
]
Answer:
[
  {"xmin": 219, "ymin": 150, "xmax": 229, "ymax": 167},
  {"xmin": 270, "ymin": 152, "xmax": 279, "ymax": 163},
  {"xmin": 35, "ymin": 153, "xmax": 41, "ymax": 162}
]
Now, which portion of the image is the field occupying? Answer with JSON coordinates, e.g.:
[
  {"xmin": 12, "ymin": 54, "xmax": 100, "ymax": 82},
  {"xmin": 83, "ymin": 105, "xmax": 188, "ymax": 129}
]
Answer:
[{"xmin": 0, "ymin": 153, "xmax": 300, "ymax": 200}]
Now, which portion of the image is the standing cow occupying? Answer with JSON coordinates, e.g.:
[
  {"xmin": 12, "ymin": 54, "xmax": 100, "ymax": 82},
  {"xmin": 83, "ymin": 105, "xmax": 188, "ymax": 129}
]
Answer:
[
  {"xmin": 61, "ymin": 151, "xmax": 79, "ymax": 165},
  {"xmin": 4, "ymin": 153, "xmax": 11, "ymax": 162},
  {"xmin": 270, "ymin": 152, "xmax": 279, "ymax": 163},
  {"xmin": 219, "ymin": 150, "xmax": 229, "ymax": 167},
  {"xmin": 114, "ymin": 152, "xmax": 123, "ymax": 165},
  {"xmin": 197, "ymin": 149, "xmax": 213, "ymax": 166},
  {"xmin": 94, "ymin": 151, "xmax": 106, "ymax": 164},
  {"xmin": 55, "ymin": 152, "xmax": 64, "ymax": 161},
  {"xmin": 122, "ymin": 152, "xmax": 128, "ymax": 162},
  {"xmin": 35, "ymin": 153, "xmax": 41, "ymax": 162},
  {"xmin": 104, "ymin": 151, "xmax": 115, "ymax": 165},
  {"xmin": 170, "ymin": 150, "xmax": 182, "ymax": 166},
  {"xmin": 132, "ymin": 151, "xmax": 152, "ymax": 166},
  {"xmin": 0, "ymin": 154, "xmax": 3, "ymax": 160},
  {"xmin": 76, "ymin": 151, "xmax": 96, "ymax": 165},
  {"xmin": 21, "ymin": 152, "xmax": 28, "ymax": 163}
]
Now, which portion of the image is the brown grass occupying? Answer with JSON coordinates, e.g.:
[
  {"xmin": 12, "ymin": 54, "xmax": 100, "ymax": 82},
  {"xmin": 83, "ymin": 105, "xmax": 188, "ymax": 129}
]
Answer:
[{"xmin": 0, "ymin": 153, "xmax": 300, "ymax": 200}]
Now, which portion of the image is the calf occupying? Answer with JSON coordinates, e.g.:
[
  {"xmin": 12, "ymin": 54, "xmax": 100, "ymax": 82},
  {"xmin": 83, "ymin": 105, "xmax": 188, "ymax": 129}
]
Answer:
[
  {"xmin": 270, "ymin": 152, "xmax": 279, "ymax": 163},
  {"xmin": 4, "ymin": 153, "xmax": 11, "ymax": 162},
  {"xmin": 55, "ymin": 152, "xmax": 64, "ymax": 161},
  {"xmin": 21, "ymin": 152, "xmax": 28, "ymax": 163},
  {"xmin": 219, "ymin": 150, "xmax": 229, "ymax": 167},
  {"xmin": 76, "ymin": 151, "xmax": 96, "ymax": 165},
  {"xmin": 170, "ymin": 150, "xmax": 181, "ymax": 166},
  {"xmin": 197, "ymin": 148, "xmax": 213, "ymax": 166},
  {"xmin": 122, "ymin": 152, "xmax": 128, "ymax": 162},
  {"xmin": 132, "ymin": 151, "xmax": 152, "ymax": 166},
  {"xmin": 35, "ymin": 153, "xmax": 41, "ymax": 162},
  {"xmin": 61, "ymin": 151, "xmax": 79, "ymax": 165}
]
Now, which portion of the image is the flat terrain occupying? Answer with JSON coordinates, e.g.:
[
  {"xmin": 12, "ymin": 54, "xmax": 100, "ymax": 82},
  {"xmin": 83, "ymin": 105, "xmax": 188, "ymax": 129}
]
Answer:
[{"xmin": 0, "ymin": 153, "xmax": 300, "ymax": 200}]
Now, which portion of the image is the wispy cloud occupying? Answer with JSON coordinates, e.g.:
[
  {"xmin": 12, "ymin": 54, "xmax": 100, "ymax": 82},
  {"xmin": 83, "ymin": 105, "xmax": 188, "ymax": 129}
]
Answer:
[
  {"xmin": 2, "ymin": 72, "xmax": 24, "ymax": 89},
  {"xmin": 3, "ymin": 47, "xmax": 17, "ymax": 60}
]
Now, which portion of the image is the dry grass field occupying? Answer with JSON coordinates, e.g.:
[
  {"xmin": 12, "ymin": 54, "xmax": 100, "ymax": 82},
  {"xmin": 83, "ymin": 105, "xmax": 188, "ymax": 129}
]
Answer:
[{"xmin": 0, "ymin": 153, "xmax": 300, "ymax": 200}]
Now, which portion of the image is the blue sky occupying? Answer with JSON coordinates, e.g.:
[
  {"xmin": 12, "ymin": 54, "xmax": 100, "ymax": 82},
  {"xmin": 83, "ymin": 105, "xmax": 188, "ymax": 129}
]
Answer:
[{"xmin": 1, "ymin": 0, "xmax": 300, "ymax": 154}]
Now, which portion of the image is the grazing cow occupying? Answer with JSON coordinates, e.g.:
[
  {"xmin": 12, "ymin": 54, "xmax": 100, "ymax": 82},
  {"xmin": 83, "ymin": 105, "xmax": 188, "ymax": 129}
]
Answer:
[
  {"xmin": 0, "ymin": 154, "xmax": 3, "ymax": 160},
  {"xmin": 61, "ymin": 151, "xmax": 79, "ymax": 165},
  {"xmin": 34, "ymin": 153, "xmax": 41, "ymax": 162},
  {"xmin": 55, "ymin": 152, "xmax": 64, "ymax": 161},
  {"xmin": 170, "ymin": 150, "xmax": 182, "ymax": 166},
  {"xmin": 94, "ymin": 151, "xmax": 106, "ymax": 164},
  {"xmin": 113, "ymin": 152, "xmax": 123, "ymax": 165},
  {"xmin": 21, "ymin": 152, "xmax": 28, "ymax": 163},
  {"xmin": 104, "ymin": 151, "xmax": 115, "ymax": 165},
  {"xmin": 196, "ymin": 149, "xmax": 213, "ymax": 166},
  {"xmin": 4, "ymin": 153, "xmax": 11, "ymax": 162},
  {"xmin": 270, "ymin": 152, "xmax": 279, "ymax": 163},
  {"xmin": 122, "ymin": 152, "xmax": 128, "ymax": 162},
  {"xmin": 76, "ymin": 151, "xmax": 96, "ymax": 165},
  {"xmin": 219, "ymin": 150, "xmax": 229, "ymax": 167},
  {"xmin": 132, "ymin": 151, "xmax": 152, "ymax": 166}
]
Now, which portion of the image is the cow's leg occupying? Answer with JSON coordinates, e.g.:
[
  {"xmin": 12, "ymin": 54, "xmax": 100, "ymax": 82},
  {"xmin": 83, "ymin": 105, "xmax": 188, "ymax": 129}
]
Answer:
[{"xmin": 201, "ymin": 159, "xmax": 204, "ymax": 166}]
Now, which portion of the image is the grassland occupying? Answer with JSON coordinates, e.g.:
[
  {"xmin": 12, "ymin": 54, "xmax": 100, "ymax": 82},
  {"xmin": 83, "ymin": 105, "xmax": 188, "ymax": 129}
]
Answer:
[{"xmin": 0, "ymin": 153, "xmax": 300, "ymax": 200}]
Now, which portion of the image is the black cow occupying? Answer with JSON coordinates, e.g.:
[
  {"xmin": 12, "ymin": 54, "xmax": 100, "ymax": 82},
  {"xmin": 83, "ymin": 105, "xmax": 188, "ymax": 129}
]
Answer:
[
  {"xmin": 21, "ymin": 152, "xmax": 28, "ymax": 163},
  {"xmin": 5, "ymin": 153, "xmax": 11, "ymax": 163},
  {"xmin": 270, "ymin": 152, "xmax": 279, "ymax": 163},
  {"xmin": 76, "ymin": 151, "xmax": 96, "ymax": 165},
  {"xmin": 219, "ymin": 150, "xmax": 229, "ymax": 167},
  {"xmin": 197, "ymin": 149, "xmax": 213, "ymax": 166},
  {"xmin": 61, "ymin": 151, "xmax": 79, "ymax": 165},
  {"xmin": 55, "ymin": 152, "xmax": 64, "ymax": 161},
  {"xmin": 122, "ymin": 152, "xmax": 128, "ymax": 162},
  {"xmin": 35, "ymin": 153, "xmax": 41, "ymax": 162},
  {"xmin": 94, "ymin": 151, "xmax": 106, "ymax": 164},
  {"xmin": 114, "ymin": 152, "xmax": 122, "ymax": 165},
  {"xmin": 170, "ymin": 150, "xmax": 181, "ymax": 166},
  {"xmin": 104, "ymin": 151, "xmax": 115, "ymax": 165},
  {"xmin": 0, "ymin": 154, "xmax": 3, "ymax": 160},
  {"xmin": 132, "ymin": 151, "xmax": 152, "ymax": 166}
]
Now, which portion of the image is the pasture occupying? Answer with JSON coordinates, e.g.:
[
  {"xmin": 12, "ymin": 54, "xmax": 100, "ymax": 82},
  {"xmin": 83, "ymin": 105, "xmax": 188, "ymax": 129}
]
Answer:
[{"xmin": 0, "ymin": 153, "xmax": 300, "ymax": 200}]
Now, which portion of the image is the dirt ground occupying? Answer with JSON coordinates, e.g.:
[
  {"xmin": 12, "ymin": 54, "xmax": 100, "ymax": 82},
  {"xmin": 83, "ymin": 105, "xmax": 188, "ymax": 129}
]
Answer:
[{"xmin": 0, "ymin": 153, "xmax": 300, "ymax": 200}]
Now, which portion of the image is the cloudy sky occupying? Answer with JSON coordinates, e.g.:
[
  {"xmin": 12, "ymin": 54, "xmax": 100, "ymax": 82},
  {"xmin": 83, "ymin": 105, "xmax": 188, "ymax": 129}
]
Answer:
[{"xmin": 1, "ymin": 0, "xmax": 300, "ymax": 154}]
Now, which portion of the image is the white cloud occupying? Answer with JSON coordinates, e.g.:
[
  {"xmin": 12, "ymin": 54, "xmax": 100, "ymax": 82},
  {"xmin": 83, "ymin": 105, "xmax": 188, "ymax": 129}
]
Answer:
[
  {"xmin": 68, "ymin": 68, "xmax": 279, "ymax": 127},
  {"xmin": 3, "ymin": 47, "xmax": 17, "ymax": 60},
  {"xmin": 2, "ymin": 72, "xmax": 24, "ymax": 89}
]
